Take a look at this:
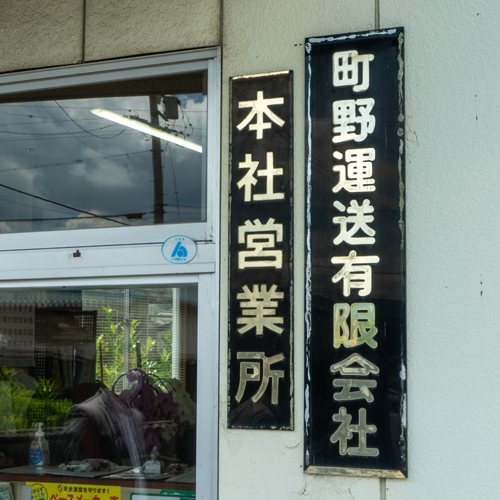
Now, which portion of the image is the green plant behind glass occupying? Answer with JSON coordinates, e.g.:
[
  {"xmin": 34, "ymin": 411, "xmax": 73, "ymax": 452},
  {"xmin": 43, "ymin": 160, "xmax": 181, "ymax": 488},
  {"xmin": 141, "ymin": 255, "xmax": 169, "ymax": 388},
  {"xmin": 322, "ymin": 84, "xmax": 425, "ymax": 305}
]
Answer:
[
  {"xmin": 0, "ymin": 368, "xmax": 72, "ymax": 431},
  {"xmin": 96, "ymin": 307, "xmax": 173, "ymax": 389}
]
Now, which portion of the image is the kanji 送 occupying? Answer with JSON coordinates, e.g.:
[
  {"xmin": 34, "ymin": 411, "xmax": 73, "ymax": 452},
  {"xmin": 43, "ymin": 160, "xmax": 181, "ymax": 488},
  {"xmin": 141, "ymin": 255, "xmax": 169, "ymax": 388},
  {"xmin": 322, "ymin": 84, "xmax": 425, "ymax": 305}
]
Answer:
[{"xmin": 333, "ymin": 199, "xmax": 376, "ymax": 245}]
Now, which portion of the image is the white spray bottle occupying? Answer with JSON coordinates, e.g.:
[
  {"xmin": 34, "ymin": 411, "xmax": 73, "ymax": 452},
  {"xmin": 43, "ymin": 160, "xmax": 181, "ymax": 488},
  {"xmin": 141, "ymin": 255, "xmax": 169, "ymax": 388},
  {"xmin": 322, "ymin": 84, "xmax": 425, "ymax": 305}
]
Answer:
[{"xmin": 29, "ymin": 423, "xmax": 50, "ymax": 467}]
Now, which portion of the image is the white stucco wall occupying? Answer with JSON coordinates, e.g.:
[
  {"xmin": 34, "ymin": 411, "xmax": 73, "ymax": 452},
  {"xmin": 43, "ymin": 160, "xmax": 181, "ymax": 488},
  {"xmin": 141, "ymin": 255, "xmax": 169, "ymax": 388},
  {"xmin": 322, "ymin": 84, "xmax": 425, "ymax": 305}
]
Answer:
[
  {"xmin": 0, "ymin": 0, "xmax": 83, "ymax": 72},
  {"xmin": 219, "ymin": 2, "xmax": 381, "ymax": 500},
  {"xmin": 219, "ymin": 1, "xmax": 500, "ymax": 500},
  {"xmin": 0, "ymin": 0, "xmax": 220, "ymax": 73}
]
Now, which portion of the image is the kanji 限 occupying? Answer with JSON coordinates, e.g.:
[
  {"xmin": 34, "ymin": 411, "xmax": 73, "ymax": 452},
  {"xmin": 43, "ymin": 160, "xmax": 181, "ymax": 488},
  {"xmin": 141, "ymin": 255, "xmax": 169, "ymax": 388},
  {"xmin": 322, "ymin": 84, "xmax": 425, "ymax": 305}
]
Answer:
[
  {"xmin": 237, "ymin": 91, "xmax": 285, "ymax": 139},
  {"xmin": 238, "ymin": 218, "xmax": 283, "ymax": 269},
  {"xmin": 237, "ymin": 152, "xmax": 284, "ymax": 202},
  {"xmin": 237, "ymin": 284, "xmax": 284, "ymax": 336},
  {"xmin": 333, "ymin": 302, "xmax": 378, "ymax": 348},
  {"xmin": 332, "ymin": 98, "xmax": 375, "ymax": 143},
  {"xmin": 333, "ymin": 199, "xmax": 376, "ymax": 245},
  {"xmin": 333, "ymin": 50, "xmax": 374, "ymax": 93},
  {"xmin": 235, "ymin": 352, "xmax": 285, "ymax": 404},
  {"xmin": 330, "ymin": 407, "xmax": 378, "ymax": 456},
  {"xmin": 331, "ymin": 250, "xmax": 379, "ymax": 296}
]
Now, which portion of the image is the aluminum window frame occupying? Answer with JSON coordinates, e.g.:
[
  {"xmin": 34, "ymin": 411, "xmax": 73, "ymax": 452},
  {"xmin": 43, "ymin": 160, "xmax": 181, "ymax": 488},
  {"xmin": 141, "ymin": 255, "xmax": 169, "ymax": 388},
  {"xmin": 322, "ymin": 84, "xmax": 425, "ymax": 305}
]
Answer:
[
  {"xmin": 0, "ymin": 47, "xmax": 220, "ymax": 252},
  {"xmin": 0, "ymin": 48, "xmax": 221, "ymax": 500}
]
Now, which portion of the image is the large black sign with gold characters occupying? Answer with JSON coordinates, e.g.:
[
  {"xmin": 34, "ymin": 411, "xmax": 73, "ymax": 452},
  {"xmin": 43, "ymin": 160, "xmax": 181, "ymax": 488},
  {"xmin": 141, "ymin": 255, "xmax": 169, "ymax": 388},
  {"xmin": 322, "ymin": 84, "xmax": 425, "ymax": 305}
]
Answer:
[
  {"xmin": 228, "ymin": 71, "xmax": 293, "ymax": 430},
  {"xmin": 304, "ymin": 28, "xmax": 407, "ymax": 476}
]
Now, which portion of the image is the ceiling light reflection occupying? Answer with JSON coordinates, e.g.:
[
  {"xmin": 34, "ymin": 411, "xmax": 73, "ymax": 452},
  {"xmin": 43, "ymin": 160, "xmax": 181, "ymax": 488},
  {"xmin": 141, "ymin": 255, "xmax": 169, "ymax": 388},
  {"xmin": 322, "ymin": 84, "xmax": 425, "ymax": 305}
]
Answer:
[{"xmin": 91, "ymin": 108, "xmax": 202, "ymax": 153}]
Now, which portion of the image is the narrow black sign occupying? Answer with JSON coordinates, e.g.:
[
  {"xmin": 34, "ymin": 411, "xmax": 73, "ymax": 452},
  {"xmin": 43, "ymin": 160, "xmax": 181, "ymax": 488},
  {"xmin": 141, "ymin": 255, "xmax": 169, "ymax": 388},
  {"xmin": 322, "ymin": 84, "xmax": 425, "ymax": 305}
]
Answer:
[
  {"xmin": 305, "ymin": 29, "xmax": 406, "ymax": 476},
  {"xmin": 228, "ymin": 71, "xmax": 293, "ymax": 430}
]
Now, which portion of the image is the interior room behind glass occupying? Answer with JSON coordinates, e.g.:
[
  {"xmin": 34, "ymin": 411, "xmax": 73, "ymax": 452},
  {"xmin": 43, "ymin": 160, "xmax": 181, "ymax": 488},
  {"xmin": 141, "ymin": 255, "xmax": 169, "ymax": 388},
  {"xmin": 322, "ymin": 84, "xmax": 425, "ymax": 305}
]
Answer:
[{"xmin": 0, "ymin": 286, "xmax": 198, "ymax": 484}]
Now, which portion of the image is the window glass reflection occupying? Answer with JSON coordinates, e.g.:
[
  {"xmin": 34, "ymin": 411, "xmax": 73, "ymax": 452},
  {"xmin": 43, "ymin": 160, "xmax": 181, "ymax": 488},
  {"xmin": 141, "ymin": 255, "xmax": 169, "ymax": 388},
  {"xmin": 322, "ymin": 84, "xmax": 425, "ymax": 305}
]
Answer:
[
  {"xmin": 0, "ymin": 286, "xmax": 197, "ymax": 487},
  {"xmin": 0, "ymin": 75, "xmax": 207, "ymax": 233}
]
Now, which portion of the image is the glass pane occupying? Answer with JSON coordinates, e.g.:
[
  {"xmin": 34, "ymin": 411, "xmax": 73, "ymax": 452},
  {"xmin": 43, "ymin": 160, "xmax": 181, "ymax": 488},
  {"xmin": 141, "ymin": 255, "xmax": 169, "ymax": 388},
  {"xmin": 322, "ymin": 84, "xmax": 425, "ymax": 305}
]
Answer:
[
  {"xmin": 0, "ymin": 73, "xmax": 207, "ymax": 233},
  {"xmin": 0, "ymin": 286, "xmax": 197, "ymax": 490}
]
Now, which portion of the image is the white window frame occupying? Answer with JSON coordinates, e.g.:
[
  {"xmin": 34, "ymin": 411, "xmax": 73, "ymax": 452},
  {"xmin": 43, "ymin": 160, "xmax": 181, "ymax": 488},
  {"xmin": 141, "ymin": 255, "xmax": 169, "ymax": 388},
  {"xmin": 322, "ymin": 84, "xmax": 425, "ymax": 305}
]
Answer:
[
  {"xmin": 0, "ymin": 48, "xmax": 220, "ymax": 500},
  {"xmin": 0, "ymin": 47, "xmax": 220, "ymax": 252}
]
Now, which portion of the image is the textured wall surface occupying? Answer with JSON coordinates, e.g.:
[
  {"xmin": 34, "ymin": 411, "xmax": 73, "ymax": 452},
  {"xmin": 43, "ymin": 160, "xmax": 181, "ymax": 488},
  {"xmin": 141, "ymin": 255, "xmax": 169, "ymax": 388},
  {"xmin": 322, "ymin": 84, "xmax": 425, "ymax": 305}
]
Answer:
[
  {"xmin": 380, "ymin": 0, "xmax": 500, "ymax": 498},
  {"xmin": 219, "ymin": 2, "xmax": 380, "ymax": 500},
  {"xmin": 85, "ymin": 0, "xmax": 220, "ymax": 61},
  {"xmin": 0, "ymin": 0, "xmax": 220, "ymax": 73},
  {"xmin": 0, "ymin": 0, "xmax": 83, "ymax": 72},
  {"xmin": 219, "ymin": 1, "xmax": 500, "ymax": 500}
]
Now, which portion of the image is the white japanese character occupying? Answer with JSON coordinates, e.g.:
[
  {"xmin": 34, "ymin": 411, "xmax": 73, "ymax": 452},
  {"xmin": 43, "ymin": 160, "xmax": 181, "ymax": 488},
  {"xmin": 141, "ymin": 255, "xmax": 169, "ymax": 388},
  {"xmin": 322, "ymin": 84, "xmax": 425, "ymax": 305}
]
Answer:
[
  {"xmin": 237, "ymin": 91, "xmax": 285, "ymax": 139},
  {"xmin": 333, "ymin": 199, "xmax": 376, "ymax": 245},
  {"xmin": 331, "ymin": 250, "xmax": 379, "ymax": 297},
  {"xmin": 333, "ymin": 148, "xmax": 375, "ymax": 193},
  {"xmin": 237, "ymin": 152, "xmax": 284, "ymax": 202},
  {"xmin": 333, "ymin": 50, "xmax": 374, "ymax": 93},
  {"xmin": 333, "ymin": 302, "xmax": 378, "ymax": 348},
  {"xmin": 237, "ymin": 154, "xmax": 259, "ymax": 202},
  {"xmin": 237, "ymin": 284, "xmax": 284, "ymax": 336},
  {"xmin": 333, "ymin": 379, "xmax": 377, "ymax": 403},
  {"xmin": 238, "ymin": 218, "xmax": 283, "ymax": 269},
  {"xmin": 332, "ymin": 98, "xmax": 375, "ymax": 143},
  {"xmin": 235, "ymin": 352, "xmax": 285, "ymax": 404},
  {"xmin": 330, "ymin": 353, "xmax": 380, "ymax": 377},
  {"xmin": 330, "ymin": 407, "xmax": 378, "ymax": 457}
]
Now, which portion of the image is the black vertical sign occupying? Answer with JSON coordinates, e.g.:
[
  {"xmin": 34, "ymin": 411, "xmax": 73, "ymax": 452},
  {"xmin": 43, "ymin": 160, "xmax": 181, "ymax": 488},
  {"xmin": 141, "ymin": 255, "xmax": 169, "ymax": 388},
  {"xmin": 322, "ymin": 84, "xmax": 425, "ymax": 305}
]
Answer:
[
  {"xmin": 305, "ymin": 29, "xmax": 407, "ymax": 476},
  {"xmin": 228, "ymin": 72, "xmax": 293, "ymax": 430}
]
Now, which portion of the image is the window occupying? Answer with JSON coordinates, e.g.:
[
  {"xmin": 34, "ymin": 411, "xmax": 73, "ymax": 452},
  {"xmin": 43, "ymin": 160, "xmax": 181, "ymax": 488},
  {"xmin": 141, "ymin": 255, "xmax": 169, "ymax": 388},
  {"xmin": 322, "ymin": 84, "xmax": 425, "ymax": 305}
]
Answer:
[{"xmin": 0, "ymin": 48, "xmax": 220, "ymax": 500}]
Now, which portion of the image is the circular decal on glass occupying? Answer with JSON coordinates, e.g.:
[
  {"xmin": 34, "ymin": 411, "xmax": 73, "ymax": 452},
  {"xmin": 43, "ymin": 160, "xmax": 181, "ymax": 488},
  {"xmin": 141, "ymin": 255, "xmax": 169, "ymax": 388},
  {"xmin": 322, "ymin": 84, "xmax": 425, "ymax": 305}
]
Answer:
[{"xmin": 161, "ymin": 235, "xmax": 197, "ymax": 264}]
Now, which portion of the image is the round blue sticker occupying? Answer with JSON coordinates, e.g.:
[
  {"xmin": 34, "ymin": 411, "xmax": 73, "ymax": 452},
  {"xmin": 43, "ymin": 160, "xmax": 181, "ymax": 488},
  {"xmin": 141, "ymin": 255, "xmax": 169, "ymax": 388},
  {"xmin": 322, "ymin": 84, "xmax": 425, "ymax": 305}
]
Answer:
[{"xmin": 161, "ymin": 235, "xmax": 197, "ymax": 264}]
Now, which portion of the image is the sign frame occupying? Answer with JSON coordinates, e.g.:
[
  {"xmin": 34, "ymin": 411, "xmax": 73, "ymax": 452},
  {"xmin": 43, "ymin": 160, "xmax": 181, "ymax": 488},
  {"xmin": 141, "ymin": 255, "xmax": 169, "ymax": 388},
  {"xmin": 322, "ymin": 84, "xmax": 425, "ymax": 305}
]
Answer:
[
  {"xmin": 304, "ymin": 28, "xmax": 407, "ymax": 478},
  {"xmin": 228, "ymin": 71, "xmax": 294, "ymax": 430}
]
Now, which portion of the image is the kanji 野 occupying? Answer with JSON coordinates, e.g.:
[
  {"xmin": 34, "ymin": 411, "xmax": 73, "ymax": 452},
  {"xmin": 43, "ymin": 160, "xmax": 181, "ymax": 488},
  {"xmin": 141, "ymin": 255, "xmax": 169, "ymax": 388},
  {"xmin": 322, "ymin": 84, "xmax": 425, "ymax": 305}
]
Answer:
[{"xmin": 332, "ymin": 98, "xmax": 375, "ymax": 143}]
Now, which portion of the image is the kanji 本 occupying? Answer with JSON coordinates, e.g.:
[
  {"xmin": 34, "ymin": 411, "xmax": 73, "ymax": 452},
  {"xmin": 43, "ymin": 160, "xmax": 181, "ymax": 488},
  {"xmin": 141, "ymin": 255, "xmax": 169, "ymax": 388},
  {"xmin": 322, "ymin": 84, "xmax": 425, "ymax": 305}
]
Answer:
[
  {"xmin": 235, "ymin": 352, "xmax": 285, "ymax": 404},
  {"xmin": 238, "ymin": 218, "xmax": 283, "ymax": 269},
  {"xmin": 333, "ymin": 50, "xmax": 374, "ymax": 93},
  {"xmin": 333, "ymin": 199, "xmax": 376, "ymax": 245},
  {"xmin": 237, "ymin": 284, "xmax": 284, "ymax": 336},
  {"xmin": 237, "ymin": 91, "xmax": 285, "ymax": 139},
  {"xmin": 237, "ymin": 152, "xmax": 284, "ymax": 202},
  {"xmin": 330, "ymin": 407, "xmax": 379, "ymax": 456},
  {"xmin": 331, "ymin": 250, "xmax": 379, "ymax": 297},
  {"xmin": 333, "ymin": 148, "xmax": 376, "ymax": 193},
  {"xmin": 332, "ymin": 98, "xmax": 375, "ymax": 143}
]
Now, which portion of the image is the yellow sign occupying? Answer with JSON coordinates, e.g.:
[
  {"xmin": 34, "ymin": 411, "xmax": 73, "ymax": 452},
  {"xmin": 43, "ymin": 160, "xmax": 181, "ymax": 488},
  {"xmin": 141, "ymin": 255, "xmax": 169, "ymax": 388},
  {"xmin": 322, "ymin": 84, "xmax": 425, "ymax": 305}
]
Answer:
[{"xmin": 28, "ymin": 483, "xmax": 121, "ymax": 500}]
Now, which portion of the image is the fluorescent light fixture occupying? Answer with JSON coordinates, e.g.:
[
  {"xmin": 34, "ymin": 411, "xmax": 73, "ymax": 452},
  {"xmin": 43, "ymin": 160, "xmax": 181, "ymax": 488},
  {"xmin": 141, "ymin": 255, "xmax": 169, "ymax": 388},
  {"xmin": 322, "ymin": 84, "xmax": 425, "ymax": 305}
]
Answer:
[{"xmin": 91, "ymin": 108, "xmax": 202, "ymax": 153}]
